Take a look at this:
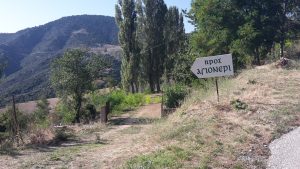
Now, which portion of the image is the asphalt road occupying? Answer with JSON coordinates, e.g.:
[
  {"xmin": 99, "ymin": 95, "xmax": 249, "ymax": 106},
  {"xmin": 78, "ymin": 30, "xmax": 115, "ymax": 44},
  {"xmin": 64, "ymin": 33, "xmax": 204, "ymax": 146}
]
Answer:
[{"xmin": 267, "ymin": 127, "xmax": 300, "ymax": 169}]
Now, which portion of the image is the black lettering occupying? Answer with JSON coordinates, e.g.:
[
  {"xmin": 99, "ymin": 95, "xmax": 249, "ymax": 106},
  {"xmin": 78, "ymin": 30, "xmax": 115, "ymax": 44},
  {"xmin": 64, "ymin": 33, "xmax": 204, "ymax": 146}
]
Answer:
[
  {"xmin": 197, "ymin": 69, "xmax": 203, "ymax": 75},
  {"xmin": 223, "ymin": 66, "xmax": 229, "ymax": 73},
  {"xmin": 212, "ymin": 67, "xmax": 219, "ymax": 72},
  {"xmin": 207, "ymin": 67, "xmax": 213, "ymax": 73},
  {"xmin": 219, "ymin": 66, "xmax": 223, "ymax": 72}
]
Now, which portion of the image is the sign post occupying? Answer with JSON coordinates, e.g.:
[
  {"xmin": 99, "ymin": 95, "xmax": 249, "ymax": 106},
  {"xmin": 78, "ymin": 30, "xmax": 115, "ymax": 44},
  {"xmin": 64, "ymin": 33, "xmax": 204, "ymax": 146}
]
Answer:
[
  {"xmin": 215, "ymin": 78, "xmax": 219, "ymax": 102},
  {"xmin": 191, "ymin": 54, "xmax": 234, "ymax": 102}
]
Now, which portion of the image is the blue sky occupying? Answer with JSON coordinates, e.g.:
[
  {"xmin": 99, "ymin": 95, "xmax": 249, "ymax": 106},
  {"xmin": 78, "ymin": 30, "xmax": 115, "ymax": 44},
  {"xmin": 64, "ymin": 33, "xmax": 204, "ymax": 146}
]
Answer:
[{"xmin": 0, "ymin": 0, "xmax": 194, "ymax": 33}]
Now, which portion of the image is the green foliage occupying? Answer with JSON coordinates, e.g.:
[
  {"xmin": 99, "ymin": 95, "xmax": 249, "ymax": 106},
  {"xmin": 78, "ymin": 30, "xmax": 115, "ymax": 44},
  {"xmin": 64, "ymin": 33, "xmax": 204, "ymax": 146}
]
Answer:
[
  {"xmin": 51, "ymin": 49, "xmax": 100, "ymax": 123},
  {"xmin": 108, "ymin": 90, "xmax": 145, "ymax": 114},
  {"xmin": 164, "ymin": 85, "xmax": 188, "ymax": 108},
  {"xmin": 230, "ymin": 99, "xmax": 248, "ymax": 110},
  {"xmin": 0, "ymin": 107, "xmax": 31, "ymax": 143},
  {"xmin": 108, "ymin": 90, "xmax": 127, "ymax": 112},
  {"xmin": 188, "ymin": 0, "xmax": 291, "ymax": 66},
  {"xmin": 33, "ymin": 98, "xmax": 51, "ymax": 128},
  {"xmin": 164, "ymin": 7, "xmax": 186, "ymax": 83},
  {"xmin": 51, "ymin": 49, "xmax": 111, "ymax": 123},
  {"xmin": 126, "ymin": 146, "xmax": 191, "ymax": 169},
  {"xmin": 55, "ymin": 102, "xmax": 76, "ymax": 125},
  {"xmin": 87, "ymin": 91, "xmax": 110, "ymax": 110},
  {"xmin": 115, "ymin": 0, "xmax": 141, "ymax": 92}
]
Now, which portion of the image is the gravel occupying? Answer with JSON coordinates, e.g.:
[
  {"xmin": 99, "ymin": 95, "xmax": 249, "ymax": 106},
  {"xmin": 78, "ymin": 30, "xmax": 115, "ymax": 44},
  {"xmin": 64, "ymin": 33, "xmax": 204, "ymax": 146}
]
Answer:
[{"xmin": 267, "ymin": 127, "xmax": 300, "ymax": 169}]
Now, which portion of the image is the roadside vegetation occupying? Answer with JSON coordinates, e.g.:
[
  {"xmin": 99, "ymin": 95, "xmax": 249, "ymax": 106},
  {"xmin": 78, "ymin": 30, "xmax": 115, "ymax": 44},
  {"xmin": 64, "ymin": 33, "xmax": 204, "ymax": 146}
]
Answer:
[{"xmin": 125, "ymin": 63, "xmax": 300, "ymax": 168}]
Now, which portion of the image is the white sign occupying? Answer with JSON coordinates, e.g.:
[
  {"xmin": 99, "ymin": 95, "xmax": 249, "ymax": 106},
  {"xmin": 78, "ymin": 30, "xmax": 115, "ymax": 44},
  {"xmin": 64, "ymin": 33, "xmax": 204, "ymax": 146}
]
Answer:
[{"xmin": 191, "ymin": 54, "xmax": 234, "ymax": 78}]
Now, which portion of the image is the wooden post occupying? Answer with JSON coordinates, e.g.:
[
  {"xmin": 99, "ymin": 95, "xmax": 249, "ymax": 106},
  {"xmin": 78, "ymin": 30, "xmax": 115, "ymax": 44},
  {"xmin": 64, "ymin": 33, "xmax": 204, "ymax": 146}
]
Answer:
[
  {"xmin": 100, "ymin": 101, "xmax": 110, "ymax": 123},
  {"xmin": 215, "ymin": 78, "xmax": 220, "ymax": 103},
  {"xmin": 11, "ymin": 95, "xmax": 24, "ymax": 146}
]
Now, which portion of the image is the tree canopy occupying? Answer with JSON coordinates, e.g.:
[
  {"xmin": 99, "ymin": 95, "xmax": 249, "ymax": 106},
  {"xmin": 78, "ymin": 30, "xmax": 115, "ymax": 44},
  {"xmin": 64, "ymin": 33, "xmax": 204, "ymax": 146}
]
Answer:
[
  {"xmin": 115, "ymin": 0, "xmax": 185, "ymax": 93},
  {"xmin": 50, "ymin": 49, "xmax": 111, "ymax": 123},
  {"xmin": 189, "ymin": 0, "xmax": 300, "ymax": 66}
]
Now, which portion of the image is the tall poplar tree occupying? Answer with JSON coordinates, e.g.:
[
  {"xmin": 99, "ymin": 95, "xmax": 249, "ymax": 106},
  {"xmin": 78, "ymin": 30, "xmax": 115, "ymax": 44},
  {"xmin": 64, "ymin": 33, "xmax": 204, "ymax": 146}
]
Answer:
[
  {"xmin": 115, "ymin": 0, "xmax": 140, "ymax": 93},
  {"xmin": 164, "ymin": 7, "xmax": 185, "ymax": 82},
  {"xmin": 142, "ymin": 0, "xmax": 167, "ymax": 92}
]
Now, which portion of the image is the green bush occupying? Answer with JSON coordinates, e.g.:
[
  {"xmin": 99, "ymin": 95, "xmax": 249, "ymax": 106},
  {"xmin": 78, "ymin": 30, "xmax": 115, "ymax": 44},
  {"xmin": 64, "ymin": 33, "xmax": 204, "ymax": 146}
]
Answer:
[
  {"xmin": 108, "ymin": 90, "xmax": 145, "ymax": 114},
  {"xmin": 0, "ymin": 108, "xmax": 31, "ymax": 143},
  {"xmin": 87, "ymin": 91, "xmax": 110, "ymax": 109},
  {"xmin": 124, "ymin": 93, "xmax": 145, "ymax": 108},
  {"xmin": 164, "ymin": 85, "xmax": 188, "ymax": 108},
  {"xmin": 230, "ymin": 99, "xmax": 248, "ymax": 110},
  {"xmin": 87, "ymin": 89, "xmax": 161, "ymax": 115},
  {"xmin": 33, "ymin": 98, "xmax": 51, "ymax": 129},
  {"xmin": 144, "ymin": 95, "xmax": 152, "ymax": 105},
  {"xmin": 55, "ymin": 102, "xmax": 76, "ymax": 125},
  {"xmin": 108, "ymin": 90, "xmax": 127, "ymax": 112}
]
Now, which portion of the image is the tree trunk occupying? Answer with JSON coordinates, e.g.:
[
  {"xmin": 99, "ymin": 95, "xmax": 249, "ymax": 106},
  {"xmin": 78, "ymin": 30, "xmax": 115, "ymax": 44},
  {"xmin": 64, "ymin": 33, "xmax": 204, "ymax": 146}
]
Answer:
[
  {"xmin": 149, "ymin": 73, "xmax": 155, "ymax": 93},
  {"xmin": 75, "ymin": 95, "xmax": 82, "ymax": 123},
  {"xmin": 131, "ymin": 82, "xmax": 135, "ymax": 93},
  {"xmin": 156, "ymin": 77, "xmax": 161, "ymax": 93},
  {"xmin": 255, "ymin": 48, "xmax": 261, "ymax": 66},
  {"xmin": 135, "ymin": 82, "xmax": 139, "ymax": 93},
  {"xmin": 280, "ymin": 40, "xmax": 284, "ymax": 58}
]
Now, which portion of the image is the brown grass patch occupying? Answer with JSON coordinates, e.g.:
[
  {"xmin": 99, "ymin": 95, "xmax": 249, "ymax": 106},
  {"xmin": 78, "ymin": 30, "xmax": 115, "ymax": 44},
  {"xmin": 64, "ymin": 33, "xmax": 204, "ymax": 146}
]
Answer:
[{"xmin": 144, "ymin": 65, "xmax": 300, "ymax": 168}]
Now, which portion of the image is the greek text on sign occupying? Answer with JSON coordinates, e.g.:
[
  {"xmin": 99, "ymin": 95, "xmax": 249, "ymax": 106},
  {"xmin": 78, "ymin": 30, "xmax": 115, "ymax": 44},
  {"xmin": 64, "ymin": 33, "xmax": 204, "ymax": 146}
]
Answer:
[{"xmin": 191, "ymin": 54, "xmax": 234, "ymax": 78}]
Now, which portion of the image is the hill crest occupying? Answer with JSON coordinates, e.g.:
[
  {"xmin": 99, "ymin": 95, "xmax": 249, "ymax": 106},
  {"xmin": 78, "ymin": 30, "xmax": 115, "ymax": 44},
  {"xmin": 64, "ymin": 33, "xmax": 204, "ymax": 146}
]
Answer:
[{"xmin": 0, "ymin": 15, "xmax": 120, "ymax": 106}]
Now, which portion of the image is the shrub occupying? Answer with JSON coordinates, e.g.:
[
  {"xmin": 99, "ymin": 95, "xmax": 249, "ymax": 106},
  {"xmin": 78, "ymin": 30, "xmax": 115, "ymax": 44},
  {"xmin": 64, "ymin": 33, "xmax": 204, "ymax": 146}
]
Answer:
[
  {"xmin": 87, "ymin": 91, "xmax": 110, "ymax": 109},
  {"xmin": 108, "ymin": 90, "xmax": 145, "ymax": 114},
  {"xmin": 124, "ymin": 93, "xmax": 145, "ymax": 108},
  {"xmin": 230, "ymin": 99, "xmax": 248, "ymax": 110},
  {"xmin": 0, "ymin": 108, "xmax": 31, "ymax": 133},
  {"xmin": 29, "ymin": 129, "xmax": 53, "ymax": 145},
  {"xmin": 144, "ymin": 95, "xmax": 152, "ymax": 104},
  {"xmin": 54, "ymin": 102, "xmax": 76, "ymax": 125},
  {"xmin": 33, "ymin": 98, "xmax": 51, "ymax": 129},
  {"xmin": 164, "ymin": 84, "xmax": 188, "ymax": 108},
  {"xmin": 108, "ymin": 90, "xmax": 126, "ymax": 112}
]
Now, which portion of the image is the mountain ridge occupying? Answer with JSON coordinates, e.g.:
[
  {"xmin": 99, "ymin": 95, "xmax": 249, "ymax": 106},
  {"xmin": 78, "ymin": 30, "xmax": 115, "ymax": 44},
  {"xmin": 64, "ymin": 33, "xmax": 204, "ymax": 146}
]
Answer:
[{"xmin": 0, "ymin": 15, "xmax": 120, "ymax": 107}]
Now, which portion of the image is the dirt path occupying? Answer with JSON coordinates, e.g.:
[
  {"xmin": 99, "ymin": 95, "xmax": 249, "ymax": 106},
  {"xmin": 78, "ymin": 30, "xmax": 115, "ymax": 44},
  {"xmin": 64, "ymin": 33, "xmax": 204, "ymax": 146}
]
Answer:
[{"xmin": 0, "ymin": 103, "xmax": 162, "ymax": 169}]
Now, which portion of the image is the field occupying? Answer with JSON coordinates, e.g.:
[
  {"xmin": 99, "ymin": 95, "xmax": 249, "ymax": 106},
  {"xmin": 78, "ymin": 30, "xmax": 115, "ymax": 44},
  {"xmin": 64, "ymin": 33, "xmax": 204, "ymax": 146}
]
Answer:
[{"xmin": 0, "ymin": 98, "xmax": 59, "ymax": 114}]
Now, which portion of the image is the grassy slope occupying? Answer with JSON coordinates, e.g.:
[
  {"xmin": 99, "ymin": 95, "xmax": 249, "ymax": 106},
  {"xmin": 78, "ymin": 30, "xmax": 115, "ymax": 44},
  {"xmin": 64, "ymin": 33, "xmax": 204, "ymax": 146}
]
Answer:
[{"xmin": 126, "ymin": 64, "xmax": 300, "ymax": 169}]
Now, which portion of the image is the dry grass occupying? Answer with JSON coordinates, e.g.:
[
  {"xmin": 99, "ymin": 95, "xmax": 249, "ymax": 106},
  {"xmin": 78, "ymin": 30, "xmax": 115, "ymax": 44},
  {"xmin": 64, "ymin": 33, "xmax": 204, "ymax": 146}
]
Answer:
[{"xmin": 137, "ymin": 64, "xmax": 300, "ymax": 169}]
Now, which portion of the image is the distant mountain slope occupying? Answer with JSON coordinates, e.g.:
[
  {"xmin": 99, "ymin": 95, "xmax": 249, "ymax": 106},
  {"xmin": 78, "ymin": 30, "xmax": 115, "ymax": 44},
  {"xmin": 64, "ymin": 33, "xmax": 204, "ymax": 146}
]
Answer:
[{"xmin": 0, "ymin": 15, "xmax": 120, "ymax": 106}]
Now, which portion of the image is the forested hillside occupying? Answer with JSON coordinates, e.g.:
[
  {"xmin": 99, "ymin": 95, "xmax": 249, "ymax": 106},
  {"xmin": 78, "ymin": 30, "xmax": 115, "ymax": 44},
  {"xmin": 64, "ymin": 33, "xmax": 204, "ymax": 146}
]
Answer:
[{"xmin": 0, "ymin": 15, "xmax": 120, "ymax": 106}]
